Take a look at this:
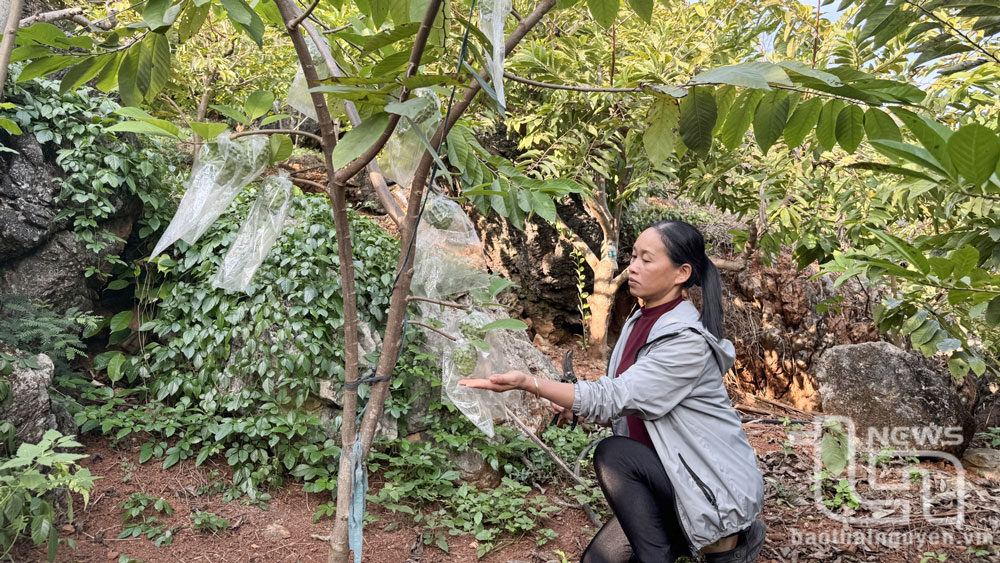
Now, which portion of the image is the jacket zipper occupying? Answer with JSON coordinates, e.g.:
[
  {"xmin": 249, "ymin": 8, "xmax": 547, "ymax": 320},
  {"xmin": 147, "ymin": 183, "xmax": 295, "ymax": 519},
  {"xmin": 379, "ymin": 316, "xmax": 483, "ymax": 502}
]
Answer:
[{"xmin": 679, "ymin": 452, "xmax": 724, "ymax": 527}]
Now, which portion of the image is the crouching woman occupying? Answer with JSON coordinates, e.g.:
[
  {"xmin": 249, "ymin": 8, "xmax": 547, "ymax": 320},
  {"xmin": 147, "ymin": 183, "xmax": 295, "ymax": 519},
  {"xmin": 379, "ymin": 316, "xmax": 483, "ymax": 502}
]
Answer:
[{"xmin": 459, "ymin": 220, "xmax": 766, "ymax": 563}]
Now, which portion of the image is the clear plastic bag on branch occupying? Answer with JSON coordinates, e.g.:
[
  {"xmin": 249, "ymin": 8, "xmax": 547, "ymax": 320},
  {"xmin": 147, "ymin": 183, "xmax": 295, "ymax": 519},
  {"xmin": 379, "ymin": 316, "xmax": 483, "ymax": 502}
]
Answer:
[
  {"xmin": 379, "ymin": 88, "xmax": 441, "ymax": 191},
  {"xmin": 479, "ymin": 0, "xmax": 511, "ymax": 110},
  {"xmin": 211, "ymin": 172, "xmax": 294, "ymax": 293},
  {"xmin": 438, "ymin": 311, "xmax": 507, "ymax": 437},
  {"xmin": 152, "ymin": 134, "xmax": 270, "ymax": 257},
  {"xmin": 412, "ymin": 194, "xmax": 491, "ymax": 300},
  {"xmin": 285, "ymin": 37, "xmax": 331, "ymax": 121}
]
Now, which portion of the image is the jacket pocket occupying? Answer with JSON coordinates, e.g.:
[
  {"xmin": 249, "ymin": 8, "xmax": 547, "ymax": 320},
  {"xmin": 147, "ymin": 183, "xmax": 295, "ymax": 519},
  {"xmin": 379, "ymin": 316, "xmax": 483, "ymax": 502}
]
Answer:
[{"xmin": 679, "ymin": 453, "xmax": 723, "ymax": 527}]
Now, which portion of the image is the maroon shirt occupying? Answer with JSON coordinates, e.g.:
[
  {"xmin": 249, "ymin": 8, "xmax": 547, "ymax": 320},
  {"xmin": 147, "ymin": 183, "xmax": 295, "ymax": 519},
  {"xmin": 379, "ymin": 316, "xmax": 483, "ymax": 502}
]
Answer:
[{"xmin": 615, "ymin": 296, "xmax": 685, "ymax": 449}]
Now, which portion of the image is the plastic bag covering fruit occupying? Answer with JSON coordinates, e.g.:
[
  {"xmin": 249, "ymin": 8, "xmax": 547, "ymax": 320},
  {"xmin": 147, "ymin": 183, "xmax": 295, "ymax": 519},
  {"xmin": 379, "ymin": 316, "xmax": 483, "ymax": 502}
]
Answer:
[
  {"xmin": 452, "ymin": 342, "xmax": 479, "ymax": 376},
  {"xmin": 151, "ymin": 134, "xmax": 270, "ymax": 257},
  {"xmin": 411, "ymin": 193, "xmax": 491, "ymax": 300},
  {"xmin": 437, "ymin": 310, "xmax": 507, "ymax": 437},
  {"xmin": 285, "ymin": 37, "xmax": 330, "ymax": 121},
  {"xmin": 479, "ymin": 0, "xmax": 511, "ymax": 110},
  {"xmin": 211, "ymin": 172, "xmax": 294, "ymax": 293},
  {"xmin": 379, "ymin": 88, "xmax": 441, "ymax": 194}
]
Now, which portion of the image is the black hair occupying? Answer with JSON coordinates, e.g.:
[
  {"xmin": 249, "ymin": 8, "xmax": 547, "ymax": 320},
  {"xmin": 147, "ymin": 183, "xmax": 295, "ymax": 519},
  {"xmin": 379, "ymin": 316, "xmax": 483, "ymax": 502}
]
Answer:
[{"xmin": 649, "ymin": 220, "xmax": 724, "ymax": 340}]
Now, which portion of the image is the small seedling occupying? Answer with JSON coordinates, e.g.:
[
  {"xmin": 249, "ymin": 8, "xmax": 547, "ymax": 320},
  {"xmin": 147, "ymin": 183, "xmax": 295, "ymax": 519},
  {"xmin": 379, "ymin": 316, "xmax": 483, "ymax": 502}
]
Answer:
[{"xmin": 190, "ymin": 511, "xmax": 230, "ymax": 533}]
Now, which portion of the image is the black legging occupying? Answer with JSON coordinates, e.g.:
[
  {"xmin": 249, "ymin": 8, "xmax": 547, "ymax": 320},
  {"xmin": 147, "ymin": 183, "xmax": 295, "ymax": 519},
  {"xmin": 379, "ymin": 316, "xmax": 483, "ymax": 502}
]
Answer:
[{"xmin": 581, "ymin": 436, "xmax": 692, "ymax": 563}]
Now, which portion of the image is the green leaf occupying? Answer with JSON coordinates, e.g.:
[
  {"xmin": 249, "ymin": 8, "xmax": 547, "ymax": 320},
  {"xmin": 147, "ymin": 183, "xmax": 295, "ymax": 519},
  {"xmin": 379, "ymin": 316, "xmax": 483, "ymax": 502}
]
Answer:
[
  {"xmin": 95, "ymin": 52, "xmax": 124, "ymax": 93},
  {"xmin": 144, "ymin": 0, "xmax": 182, "ymax": 31},
  {"xmin": 209, "ymin": 104, "xmax": 250, "ymax": 126},
  {"xmin": 678, "ymin": 86, "xmax": 717, "ymax": 156},
  {"xmin": 332, "ymin": 113, "xmax": 390, "ymax": 169},
  {"xmin": 59, "ymin": 54, "xmax": 114, "ymax": 95},
  {"xmin": 361, "ymin": 22, "xmax": 421, "ymax": 53},
  {"xmin": 870, "ymin": 229, "xmax": 930, "ymax": 274},
  {"xmin": 986, "ymin": 296, "xmax": 1000, "ymax": 326},
  {"xmin": 190, "ymin": 122, "xmax": 228, "ymax": 139},
  {"xmin": 720, "ymin": 89, "xmax": 762, "ymax": 150},
  {"xmin": 110, "ymin": 310, "xmax": 134, "ymax": 333},
  {"xmin": 245, "ymin": 90, "xmax": 275, "ymax": 121},
  {"xmin": 888, "ymin": 107, "xmax": 953, "ymax": 173},
  {"xmin": 947, "ymin": 123, "xmax": 1000, "ymax": 186},
  {"xmin": 0, "ymin": 118, "xmax": 22, "ymax": 135},
  {"xmin": 587, "ymin": 0, "xmax": 619, "ymax": 28},
  {"xmin": 950, "ymin": 245, "xmax": 980, "ymax": 280},
  {"xmin": 777, "ymin": 61, "xmax": 843, "ymax": 86},
  {"xmin": 752, "ymin": 91, "xmax": 790, "ymax": 154},
  {"xmin": 16, "ymin": 55, "xmax": 77, "ymax": 83},
  {"xmin": 118, "ymin": 47, "xmax": 143, "ymax": 107},
  {"xmin": 384, "ymin": 96, "xmax": 433, "ymax": 120},
  {"xmin": 816, "ymin": 99, "xmax": 844, "ymax": 151},
  {"xmin": 835, "ymin": 104, "xmax": 865, "ymax": 153},
  {"xmin": 107, "ymin": 353, "xmax": 125, "ymax": 382},
  {"xmin": 626, "ymin": 0, "xmax": 653, "ymax": 23},
  {"xmin": 144, "ymin": 33, "xmax": 171, "ymax": 102},
  {"xmin": 481, "ymin": 318, "xmax": 528, "ymax": 331},
  {"xmin": 527, "ymin": 191, "xmax": 557, "ymax": 222},
  {"xmin": 783, "ymin": 96, "xmax": 821, "ymax": 148},
  {"xmin": 691, "ymin": 61, "xmax": 791, "ymax": 90},
  {"xmin": 107, "ymin": 121, "xmax": 179, "ymax": 138},
  {"xmin": 870, "ymin": 140, "xmax": 948, "ymax": 177},
  {"xmin": 179, "ymin": 3, "xmax": 211, "ymax": 42},
  {"xmin": 863, "ymin": 108, "xmax": 901, "ymax": 141},
  {"xmin": 269, "ymin": 134, "xmax": 293, "ymax": 164},
  {"xmin": 821, "ymin": 427, "xmax": 849, "ymax": 475},
  {"xmin": 220, "ymin": 0, "xmax": 265, "ymax": 46},
  {"xmin": 643, "ymin": 95, "xmax": 679, "ymax": 166}
]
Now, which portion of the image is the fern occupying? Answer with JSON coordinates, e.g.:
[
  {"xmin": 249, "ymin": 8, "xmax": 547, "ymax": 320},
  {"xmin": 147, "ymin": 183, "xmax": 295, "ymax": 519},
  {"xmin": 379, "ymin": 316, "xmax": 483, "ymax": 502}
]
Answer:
[{"xmin": 0, "ymin": 296, "xmax": 98, "ymax": 375}]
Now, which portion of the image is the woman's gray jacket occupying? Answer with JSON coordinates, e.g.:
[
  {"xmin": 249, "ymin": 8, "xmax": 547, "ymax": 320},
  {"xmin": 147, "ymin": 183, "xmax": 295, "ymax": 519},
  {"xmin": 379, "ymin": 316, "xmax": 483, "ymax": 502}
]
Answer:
[{"xmin": 572, "ymin": 300, "xmax": 764, "ymax": 552}]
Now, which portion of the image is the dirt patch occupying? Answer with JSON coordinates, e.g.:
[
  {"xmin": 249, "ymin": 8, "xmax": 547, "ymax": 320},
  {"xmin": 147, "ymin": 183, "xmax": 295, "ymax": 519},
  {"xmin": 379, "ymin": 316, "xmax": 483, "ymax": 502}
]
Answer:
[{"xmin": 29, "ymin": 437, "xmax": 595, "ymax": 562}]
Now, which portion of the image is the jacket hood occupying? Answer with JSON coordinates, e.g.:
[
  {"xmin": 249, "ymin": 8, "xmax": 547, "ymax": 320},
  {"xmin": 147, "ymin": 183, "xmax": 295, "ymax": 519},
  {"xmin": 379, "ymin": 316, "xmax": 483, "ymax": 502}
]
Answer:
[{"xmin": 628, "ymin": 300, "xmax": 736, "ymax": 375}]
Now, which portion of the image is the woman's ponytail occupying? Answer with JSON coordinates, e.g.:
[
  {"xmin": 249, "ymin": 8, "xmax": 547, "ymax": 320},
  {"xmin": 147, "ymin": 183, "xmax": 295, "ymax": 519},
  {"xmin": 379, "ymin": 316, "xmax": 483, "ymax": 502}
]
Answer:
[
  {"xmin": 699, "ymin": 258, "xmax": 724, "ymax": 340},
  {"xmin": 650, "ymin": 220, "xmax": 725, "ymax": 340}
]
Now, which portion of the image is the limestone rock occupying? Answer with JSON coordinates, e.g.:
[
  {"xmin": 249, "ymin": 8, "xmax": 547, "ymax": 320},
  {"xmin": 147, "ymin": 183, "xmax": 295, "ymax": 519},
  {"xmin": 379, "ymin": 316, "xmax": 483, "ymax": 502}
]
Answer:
[
  {"xmin": 0, "ymin": 352, "xmax": 75, "ymax": 443},
  {"xmin": 0, "ymin": 130, "xmax": 142, "ymax": 312},
  {"xmin": 452, "ymin": 448, "xmax": 501, "ymax": 489},
  {"xmin": 0, "ymin": 132, "xmax": 65, "ymax": 261},
  {"xmin": 263, "ymin": 523, "xmax": 291, "ymax": 541},
  {"xmin": 963, "ymin": 448, "xmax": 1000, "ymax": 481},
  {"xmin": 814, "ymin": 341, "xmax": 976, "ymax": 456}
]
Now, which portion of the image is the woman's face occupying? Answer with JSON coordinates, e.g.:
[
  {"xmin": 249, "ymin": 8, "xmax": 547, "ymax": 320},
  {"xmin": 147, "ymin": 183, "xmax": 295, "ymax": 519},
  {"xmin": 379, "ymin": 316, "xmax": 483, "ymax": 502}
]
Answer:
[{"xmin": 627, "ymin": 227, "xmax": 691, "ymax": 308}]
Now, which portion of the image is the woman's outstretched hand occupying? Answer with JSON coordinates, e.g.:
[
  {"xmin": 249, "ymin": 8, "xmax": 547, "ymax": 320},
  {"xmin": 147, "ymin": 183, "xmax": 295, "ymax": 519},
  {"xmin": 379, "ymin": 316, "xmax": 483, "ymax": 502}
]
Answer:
[{"xmin": 457, "ymin": 370, "xmax": 528, "ymax": 393}]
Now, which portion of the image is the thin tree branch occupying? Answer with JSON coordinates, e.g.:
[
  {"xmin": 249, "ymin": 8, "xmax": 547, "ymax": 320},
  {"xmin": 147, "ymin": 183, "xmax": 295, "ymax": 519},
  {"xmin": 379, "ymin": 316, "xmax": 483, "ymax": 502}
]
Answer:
[
  {"xmin": 289, "ymin": 0, "xmax": 321, "ymax": 29},
  {"xmin": 331, "ymin": 0, "xmax": 442, "ymax": 186},
  {"xmin": 958, "ymin": 191, "xmax": 1000, "ymax": 201},
  {"xmin": 613, "ymin": 268, "xmax": 630, "ymax": 287},
  {"xmin": 503, "ymin": 71, "xmax": 642, "ymax": 92},
  {"xmin": 902, "ymin": 0, "xmax": 1000, "ymax": 64},
  {"xmin": 230, "ymin": 128, "xmax": 324, "ymax": 145},
  {"xmin": 0, "ymin": 0, "xmax": 26, "ymax": 102},
  {"xmin": 19, "ymin": 7, "xmax": 79, "ymax": 26},
  {"xmin": 410, "ymin": 321, "xmax": 457, "ymax": 341},
  {"xmin": 406, "ymin": 296, "xmax": 471, "ymax": 310},
  {"xmin": 504, "ymin": 405, "xmax": 588, "ymax": 489},
  {"xmin": 290, "ymin": 177, "xmax": 327, "ymax": 191}
]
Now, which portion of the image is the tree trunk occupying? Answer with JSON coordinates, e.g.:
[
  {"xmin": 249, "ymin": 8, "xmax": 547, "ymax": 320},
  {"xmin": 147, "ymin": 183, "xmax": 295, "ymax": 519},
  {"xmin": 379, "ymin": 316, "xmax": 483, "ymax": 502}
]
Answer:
[
  {"xmin": 586, "ymin": 257, "xmax": 626, "ymax": 362},
  {"xmin": 0, "ymin": 0, "xmax": 26, "ymax": 102}
]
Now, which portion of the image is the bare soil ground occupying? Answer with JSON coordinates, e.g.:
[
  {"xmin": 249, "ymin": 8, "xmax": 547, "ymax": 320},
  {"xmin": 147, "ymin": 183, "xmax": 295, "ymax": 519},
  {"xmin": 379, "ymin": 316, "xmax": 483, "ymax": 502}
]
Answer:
[{"xmin": 17, "ymin": 343, "xmax": 1000, "ymax": 563}]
